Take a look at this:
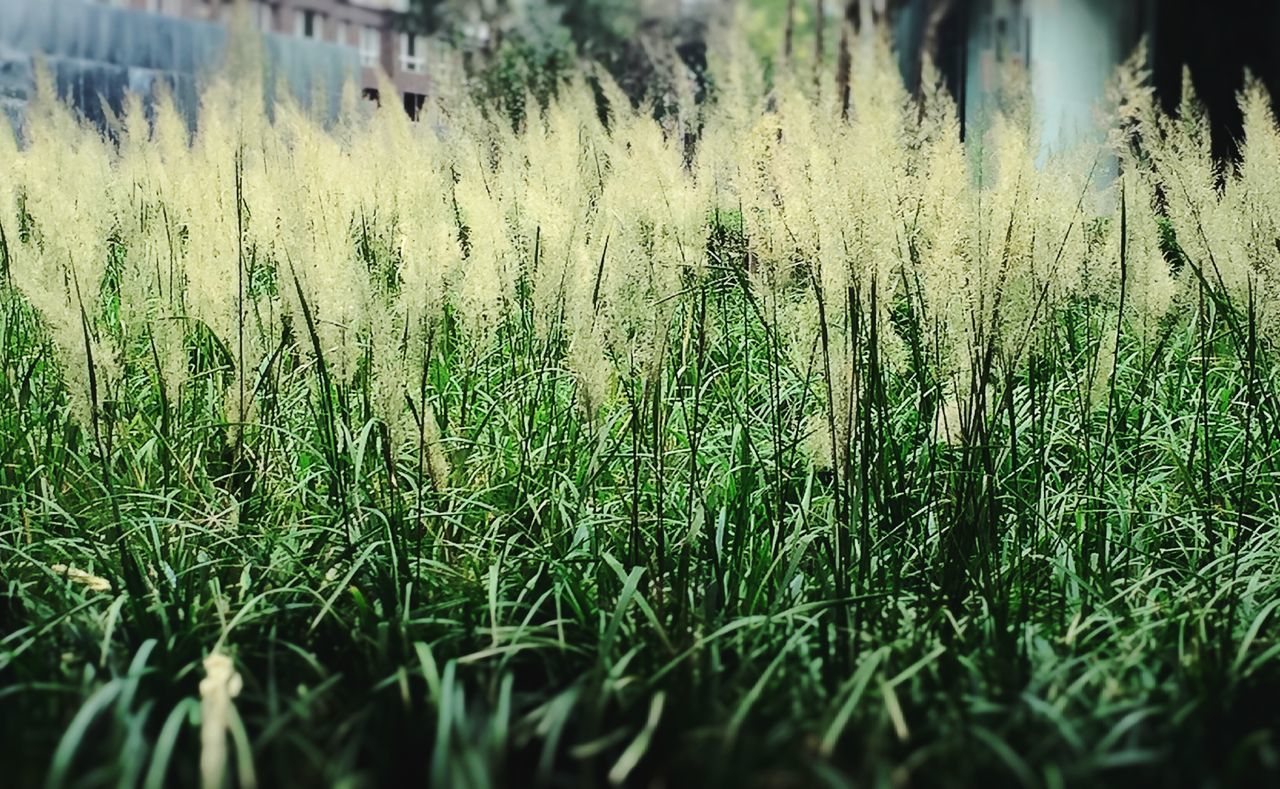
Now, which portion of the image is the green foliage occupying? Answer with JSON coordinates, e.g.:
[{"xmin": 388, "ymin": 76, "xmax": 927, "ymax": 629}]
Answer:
[{"xmin": 478, "ymin": 28, "xmax": 576, "ymax": 130}]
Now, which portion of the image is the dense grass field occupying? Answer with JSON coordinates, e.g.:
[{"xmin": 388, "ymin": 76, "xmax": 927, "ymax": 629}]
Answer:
[{"xmin": 3, "ymin": 37, "xmax": 1280, "ymax": 787}]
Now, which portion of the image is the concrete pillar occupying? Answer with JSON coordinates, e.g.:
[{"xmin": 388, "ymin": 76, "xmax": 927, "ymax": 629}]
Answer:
[{"xmin": 964, "ymin": 0, "xmax": 1144, "ymax": 159}]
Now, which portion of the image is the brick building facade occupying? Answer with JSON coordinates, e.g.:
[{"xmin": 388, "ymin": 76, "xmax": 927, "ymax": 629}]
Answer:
[{"xmin": 95, "ymin": 0, "xmax": 431, "ymax": 109}]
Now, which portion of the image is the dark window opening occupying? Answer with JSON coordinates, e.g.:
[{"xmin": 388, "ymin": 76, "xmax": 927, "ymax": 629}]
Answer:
[
  {"xmin": 403, "ymin": 92, "xmax": 425, "ymax": 120},
  {"xmin": 301, "ymin": 10, "xmax": 319, "ymax": 39}
]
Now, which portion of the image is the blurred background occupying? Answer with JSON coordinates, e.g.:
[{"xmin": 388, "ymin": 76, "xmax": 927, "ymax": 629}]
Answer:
[{"xmin": 2, "ymin": 0, "xmax": 1279, "ymax": 157}]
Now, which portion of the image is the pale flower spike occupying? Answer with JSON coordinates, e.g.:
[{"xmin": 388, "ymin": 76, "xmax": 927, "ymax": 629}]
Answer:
[
  {"xmin": 50, "ymin": 564, "xmax": 112, "ymax": 594},
  {"xmin": 200, "ymin": 651, "xmax": 247, "ymax": 789}
]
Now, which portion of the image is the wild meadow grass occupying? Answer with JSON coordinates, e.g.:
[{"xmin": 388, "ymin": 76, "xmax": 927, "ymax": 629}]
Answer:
[{"xmin": 2, "ymin": 35, "xmax": 1280, "ymax": 787}]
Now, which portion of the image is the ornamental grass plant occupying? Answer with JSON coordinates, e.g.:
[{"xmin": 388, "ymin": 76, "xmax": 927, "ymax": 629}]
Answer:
[{"xmin": 2, "ymin": 25, "xmax": 1280, "ymax": 788}]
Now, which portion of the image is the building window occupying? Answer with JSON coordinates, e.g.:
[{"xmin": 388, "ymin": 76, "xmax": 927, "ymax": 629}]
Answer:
[
  {"xmin": 295, "ymin": 9, "xmax": 323, "ymax": 40},
  {"xmin": 399, "ymin": 33, "xmax": 425, "ymax": 74},
  {"xmin": 335, "ymin": 20, "xmax": 352, "ymax": 46},
  {"xmin": 360, "ymin": 26, "xmax": 381, "ymax": 69}
]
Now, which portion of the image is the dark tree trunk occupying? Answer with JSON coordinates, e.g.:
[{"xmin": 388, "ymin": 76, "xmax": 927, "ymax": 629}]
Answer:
[
  {"xmin": 922, "ymin": 0, "xmax": 956, "ymax": 69},
  {"xmin": 815, "ymin": 0, "xmax": 825, "ymax": 66},
  {"xmin": 836, "ymin": 1, "xmax": 858, "ymax": 117},
  {"xmin": 785, "ymin": 0, "xmax": 796, "ymax": 59}
]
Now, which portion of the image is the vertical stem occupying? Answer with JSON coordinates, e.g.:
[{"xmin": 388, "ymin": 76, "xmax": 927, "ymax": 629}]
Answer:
[
  {"xmin": 815, "ymin": 0, "xmax": 826, "ymax": 67},
  {"xmin": 235, "ymin": 146, "xmax": 247, "ymax": 433},
  {"xmin": 784, "ymin": 0, "xmax": 797, "ymax": 60}
]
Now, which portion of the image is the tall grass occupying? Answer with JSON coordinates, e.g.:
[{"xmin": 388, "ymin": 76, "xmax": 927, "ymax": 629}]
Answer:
[{"xmin": 1, "ymin": 29, "xmax": 1279, "ymax": 788}]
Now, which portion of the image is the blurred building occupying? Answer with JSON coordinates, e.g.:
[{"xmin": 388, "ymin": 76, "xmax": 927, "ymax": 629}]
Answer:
[
  {"xmin": 95, "ymin": 0, "xmax": 433, "ymax": 111},
  {"xmin": 0, "ymin": 0, "xmax": 435, "ymax": 133}
]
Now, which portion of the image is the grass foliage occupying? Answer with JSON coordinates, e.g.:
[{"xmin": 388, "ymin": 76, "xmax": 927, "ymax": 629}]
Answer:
[{"xmin": 2, "ymin": 33, "xmax": 1280, "ymax": 788}]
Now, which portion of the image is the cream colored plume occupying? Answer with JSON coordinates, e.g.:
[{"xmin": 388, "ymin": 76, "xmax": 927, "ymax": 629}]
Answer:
[
  {"xmin": 50, "ymin": 564, "xmax": 112, "ymax": 594},
  {"xmin": 200, "ymin": 651, "xmax": 249, "ymax": 789}
]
